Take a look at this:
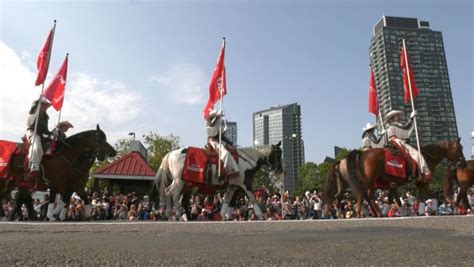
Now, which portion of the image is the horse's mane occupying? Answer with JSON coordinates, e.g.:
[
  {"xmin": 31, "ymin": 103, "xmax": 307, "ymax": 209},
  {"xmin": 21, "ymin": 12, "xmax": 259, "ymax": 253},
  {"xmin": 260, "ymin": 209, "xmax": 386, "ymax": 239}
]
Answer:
[
  {"xmin": 62, "ymin": 130, "xmax": 97, "ymax": 147},
  {"xmin": 421, "ymin": 140, "xmax": 453, "ymax": 154},
  {"xmin": 238, "ymin": 145, "xmax": 273, "ymax": 159}
]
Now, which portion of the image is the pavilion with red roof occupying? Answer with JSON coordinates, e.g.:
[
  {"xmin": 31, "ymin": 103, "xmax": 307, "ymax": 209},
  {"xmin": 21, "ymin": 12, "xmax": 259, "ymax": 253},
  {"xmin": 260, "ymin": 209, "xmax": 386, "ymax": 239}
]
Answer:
[{"xmin": 93, "ymin": 141, "xmax": 156, "ymax": 193}]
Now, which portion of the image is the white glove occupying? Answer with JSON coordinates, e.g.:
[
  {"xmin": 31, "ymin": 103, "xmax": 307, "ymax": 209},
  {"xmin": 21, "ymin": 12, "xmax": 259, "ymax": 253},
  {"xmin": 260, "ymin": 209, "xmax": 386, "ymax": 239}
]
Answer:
[
  {"xmin": 379, "ymin": 129, "xmax": 386, "ymax": 135},
  {"xmin": 410, "ymin": 110, "xmax": 417, "ymax": 119}
]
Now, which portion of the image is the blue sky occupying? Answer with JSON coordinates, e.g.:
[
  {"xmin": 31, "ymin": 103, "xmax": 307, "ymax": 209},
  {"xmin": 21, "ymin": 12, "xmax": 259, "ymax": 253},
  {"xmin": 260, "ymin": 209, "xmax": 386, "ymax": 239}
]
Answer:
[{"xmin": 0, "ymin": 0, "xmax": 472, "ymax": 162}]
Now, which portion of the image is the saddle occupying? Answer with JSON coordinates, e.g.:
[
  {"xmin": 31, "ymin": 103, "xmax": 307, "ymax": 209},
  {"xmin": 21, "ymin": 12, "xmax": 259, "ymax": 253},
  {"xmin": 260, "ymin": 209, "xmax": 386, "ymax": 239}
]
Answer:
[
  {"xmin": 182, "ymin": 144, "xmax": 238, "ymax": 186},
  {"xmin": 0, "ymin": 140, "xmax": 22, "ymax": 179}
]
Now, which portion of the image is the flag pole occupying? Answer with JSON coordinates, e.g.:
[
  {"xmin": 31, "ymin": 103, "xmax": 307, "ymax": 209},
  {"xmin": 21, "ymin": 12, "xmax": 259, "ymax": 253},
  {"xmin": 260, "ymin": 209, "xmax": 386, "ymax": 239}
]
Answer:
[
  {"xmin": 370, "ymin": 65, "xmax": 386, "ymax": 132},
  {"xmin": 402, "ymin": 38, "xmax": 422, "ymax": 168},
  {"xmin": 217, "ymin": 37, "xmax": 226, "ymax": 178},
  {"xmin": 28, "ymin": 20, "xmax": 57, "ymax": 169},
  {"xmin": 55, "ymin": 53, "xmax": 69, "ymax": 133}
]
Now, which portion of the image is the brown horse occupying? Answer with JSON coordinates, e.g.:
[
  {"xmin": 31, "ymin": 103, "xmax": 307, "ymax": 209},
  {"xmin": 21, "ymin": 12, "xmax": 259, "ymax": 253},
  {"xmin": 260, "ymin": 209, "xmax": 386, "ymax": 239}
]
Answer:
[
  {"xmin": 444, "ymin": 160, "xmax": 474, "ymax": 210},
  {"xmin": 1, "ymin": 125, "xmax": 116, "ymax": 220},
  {"xmin": 322, "ymin": 158, "xmax": 368, "ymax": 218},
  {"xmin": 324, "ymin": 139, "xmax": 466, "ymax": 218}
]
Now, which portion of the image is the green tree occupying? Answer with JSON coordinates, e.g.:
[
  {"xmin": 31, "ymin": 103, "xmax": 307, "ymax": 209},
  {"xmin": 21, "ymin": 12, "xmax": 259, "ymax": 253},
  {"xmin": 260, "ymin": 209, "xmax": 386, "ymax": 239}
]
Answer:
[
  {"xmin": 294, "ymin": 162, "xmax": 318, "ymax": 196},
  {"xmin": 142, "ymin": 132, "xmax": 181, "ymax": 170},
  {"xmin": 252, "ymin": 169, "xmax": 277, "ymax": 191}
]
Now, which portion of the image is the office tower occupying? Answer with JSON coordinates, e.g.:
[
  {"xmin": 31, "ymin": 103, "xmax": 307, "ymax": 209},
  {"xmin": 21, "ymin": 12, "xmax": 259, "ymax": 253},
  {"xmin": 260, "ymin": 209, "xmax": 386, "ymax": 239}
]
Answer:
[
  {"xmin": 253, "ymin": 103, "xmax": 304, "ymax": 192},
  {"xmin": 370, "ymin": 16, "xmax": 458, "ymax": 144}
]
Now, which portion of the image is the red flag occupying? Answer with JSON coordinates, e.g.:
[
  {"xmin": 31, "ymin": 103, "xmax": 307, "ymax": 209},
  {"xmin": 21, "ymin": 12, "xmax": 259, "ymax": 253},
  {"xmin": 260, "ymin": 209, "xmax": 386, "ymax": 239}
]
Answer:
[
  {"xmin": 368, "ymin": 68, "xmax": 379, "ymax": 115},
  {"xmin": 35, "ymin": 27, "xmax": 55, "ymax": 86},
  {"xmin": 400, "ymin": 45, "xmax": 420, "ymax": 103},
  {"xmin": 43, "ymin": 55, "xmax": 68, "ymax": 111},
  {"xmin": 203, "ymin": 40, "xmax": 226, "ymax": 119}
]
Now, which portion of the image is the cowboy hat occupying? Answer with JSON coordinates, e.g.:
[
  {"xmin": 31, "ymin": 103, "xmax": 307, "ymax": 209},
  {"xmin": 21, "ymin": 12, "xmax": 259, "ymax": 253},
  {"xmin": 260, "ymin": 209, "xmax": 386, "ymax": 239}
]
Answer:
[
  {"xmin": 363, "ymin": 123, "xmax": 377, "ymax": 132},
  {"xmin": 425, "ymin": 199, "xmax": 432, "ymax": 204},
  {"xmin": 58, "ymin": 121, "xmax": 74, "ymax": 128},
  {"xmin": 32, "ymin": 97, "xmax": 51, "ymax": 107},
  {"xmin": 385, "ymin": 110, "xmax": 404, "ymax": 123}
]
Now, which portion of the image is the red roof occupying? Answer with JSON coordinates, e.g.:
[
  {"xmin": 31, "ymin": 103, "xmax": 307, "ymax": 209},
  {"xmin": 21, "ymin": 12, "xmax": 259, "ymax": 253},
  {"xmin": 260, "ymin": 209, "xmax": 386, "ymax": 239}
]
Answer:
[{"xmin": 95, "ymin": 151, "xmax": 155, "ymax": 177}]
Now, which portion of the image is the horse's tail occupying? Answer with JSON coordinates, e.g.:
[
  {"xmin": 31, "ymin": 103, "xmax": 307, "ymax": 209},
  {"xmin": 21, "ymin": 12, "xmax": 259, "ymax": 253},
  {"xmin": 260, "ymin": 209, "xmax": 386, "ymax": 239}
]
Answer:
[
  {"xmin": 154, "ymin": 152, "xmax": 172, "ymax": 209},
  {"xmin": 443, "ymin": 166, "xmax": 456, "ymax": 204},
  {"xmin": 346, "ymin": 149, "xmax": 361, "ymax": 182},
  {"xmin": 322, "ymin": 162, "xmax": 340, "ymax": 208}
]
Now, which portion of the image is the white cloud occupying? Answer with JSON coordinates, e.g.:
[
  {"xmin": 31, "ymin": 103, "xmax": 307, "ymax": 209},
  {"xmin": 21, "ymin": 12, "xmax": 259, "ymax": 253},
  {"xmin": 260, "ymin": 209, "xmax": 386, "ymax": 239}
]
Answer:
[
  {"xmin": 150, "ymin": 63, "xmax": 206, "ymax": 104},
  {"xmin": 0, "ymin": 41, "xmax": 142, "ymax": 144}
]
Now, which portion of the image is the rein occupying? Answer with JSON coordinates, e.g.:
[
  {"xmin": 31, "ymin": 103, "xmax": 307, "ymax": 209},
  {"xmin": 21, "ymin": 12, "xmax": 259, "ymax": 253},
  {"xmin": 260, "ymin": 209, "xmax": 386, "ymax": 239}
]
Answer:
[{"xmin": 238, "ymin": 148, "xmax": 273, "ymax": 174}]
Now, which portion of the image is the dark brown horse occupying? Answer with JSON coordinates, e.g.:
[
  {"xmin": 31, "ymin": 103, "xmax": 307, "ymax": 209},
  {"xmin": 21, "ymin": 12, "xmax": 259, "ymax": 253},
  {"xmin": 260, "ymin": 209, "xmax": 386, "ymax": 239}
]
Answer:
[
  {"xmin": 324, "ymin": 139, "xmax": 466, "ymax": 218},
  {"xmin": 444, "ymin": 160, "xmax": 474, "ymax": 210},
  {"xmin": 1, "ymin": 125, "xmax": 116, "ymax": 220}
]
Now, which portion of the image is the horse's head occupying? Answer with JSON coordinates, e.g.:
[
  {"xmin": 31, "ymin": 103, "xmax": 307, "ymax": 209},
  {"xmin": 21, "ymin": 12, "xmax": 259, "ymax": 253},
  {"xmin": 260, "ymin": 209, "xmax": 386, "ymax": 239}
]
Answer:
[
  {"xmin": 445, "ymin": 138, "xmax": 466, "ymax": 168},
  {"xmin": 267, "ymin": 141, "xmax": 283, "ymax": 175},
  {"xmin": 94, "ymin": 124, "xmax": 117, "ymax": 161},
  {"xmin": 63, "ymin": 125, "xmax": 117, "ymax": 161}
]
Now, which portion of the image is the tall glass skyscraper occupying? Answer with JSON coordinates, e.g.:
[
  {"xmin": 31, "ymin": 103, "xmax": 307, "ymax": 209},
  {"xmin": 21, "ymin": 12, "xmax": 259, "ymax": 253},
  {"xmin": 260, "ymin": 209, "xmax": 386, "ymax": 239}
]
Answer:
[
  {"xmin": 370, "ymin": 16, "xmax": 458, "ymax": 144},
  {"xmin": 253, "ymin": 103, "xmax": 304, "ymax": 193},
  {"xmin": 224, "ymin": 121, "xmax": 238, "ymax": 146}
]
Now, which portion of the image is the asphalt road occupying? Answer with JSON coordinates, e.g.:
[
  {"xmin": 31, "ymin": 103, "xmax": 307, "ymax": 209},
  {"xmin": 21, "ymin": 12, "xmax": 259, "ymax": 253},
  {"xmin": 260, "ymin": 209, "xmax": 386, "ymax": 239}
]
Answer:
[{"xmin": 0, "ymin": 216, "xmax": 473, "ymax": 266}]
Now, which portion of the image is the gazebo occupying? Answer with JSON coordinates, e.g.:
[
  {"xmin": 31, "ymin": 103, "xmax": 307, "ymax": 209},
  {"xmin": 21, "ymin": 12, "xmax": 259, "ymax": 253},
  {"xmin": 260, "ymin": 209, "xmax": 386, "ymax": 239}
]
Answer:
[{"xmin": 93, "ymin": 141, "xmax": 156, "ymax": 193}]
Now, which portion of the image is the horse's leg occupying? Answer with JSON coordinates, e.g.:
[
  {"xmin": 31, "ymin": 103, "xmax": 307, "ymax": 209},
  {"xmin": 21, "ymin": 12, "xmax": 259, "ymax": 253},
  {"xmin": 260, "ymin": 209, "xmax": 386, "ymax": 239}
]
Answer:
[
  {"xmin": 239, "ymin": 185, "xmax": 263, "ymax": 219},
  {"xmin": 76, "ymin": 190, "xmax": 91, "ymax": 220},
  {"xmin": 456, "ymin": 184, "xmax": 469, "ymax": 211},
  {"xmin": 0, "ymin": 192, "xmax": 5, "ymax": 218},
  {"xmin": 367, "ymin": 187, "xmax": 382, "ymax": 217},
  {"xmin": 46, "ymin": 189, "xmax": 57, "ymax": 221},
  {"xmin": 169, "ymin": 180, "xmax": 184, "ymax": 220},
  {"xmin": 58, "ymin": 192, "xmax": 72, "ymax": 221},
  {"xmin": 10, "ymin": 188, "xmax": 25, "ymax": 221},
  {"xmin": 24, "ymin": 191, "xmax": 37, "ymax": 221},
  {"xmin": 416, "ymin": 181, "xmax": 431, "ymax": 202},
  {"xmin": 388, "ymin": 187, "xmax": 402, "ymax": 206},
  {"xmin": 221, "ymin": 187, "xmax": 237, "ymax": 221},
  {"xmin": 181, "ymin": 187, "xmax": 191, "ymax": 221}
]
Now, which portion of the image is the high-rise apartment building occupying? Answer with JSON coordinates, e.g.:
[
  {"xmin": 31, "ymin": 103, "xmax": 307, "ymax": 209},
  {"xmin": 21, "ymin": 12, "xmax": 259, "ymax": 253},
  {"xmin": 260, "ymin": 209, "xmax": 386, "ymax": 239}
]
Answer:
[
  {"xmin": 370, "ymin": 16, "xmax": 458, "ymax": 144},
  {"xmin": 253, "ymin": 103, "xmax": 304, "ymax": 193},
  {"xmin": 225, "ymin": 121, "xmax": 238, "ymax": 146}
]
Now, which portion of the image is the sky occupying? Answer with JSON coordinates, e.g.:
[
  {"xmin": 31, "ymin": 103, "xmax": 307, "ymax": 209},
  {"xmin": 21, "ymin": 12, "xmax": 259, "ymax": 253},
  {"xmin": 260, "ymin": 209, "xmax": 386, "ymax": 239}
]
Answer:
[{"xmin": 0, "ymin": 0, "xmax": 472, "ymax": 163}]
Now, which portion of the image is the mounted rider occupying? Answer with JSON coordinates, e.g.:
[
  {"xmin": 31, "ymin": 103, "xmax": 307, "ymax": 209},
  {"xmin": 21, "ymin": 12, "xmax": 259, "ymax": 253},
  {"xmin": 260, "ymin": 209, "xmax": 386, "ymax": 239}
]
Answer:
[
  {"xmin": 361, "ymin": 123, "xmax": 386, "ymax": 150},
  {"xmin": 26, "ymin": 97, "xmax": 52, "ymax": 191},
  {"xmin": 53, "ymin": 120, "xmax": 74, "ymax": 141},
  {"xmin": 206, "ymin": 109, "xmax": 239, "ymax": 180},
  {"xmin": 385, "ymin": 110, "xmax": 432, "ymax": 180}
]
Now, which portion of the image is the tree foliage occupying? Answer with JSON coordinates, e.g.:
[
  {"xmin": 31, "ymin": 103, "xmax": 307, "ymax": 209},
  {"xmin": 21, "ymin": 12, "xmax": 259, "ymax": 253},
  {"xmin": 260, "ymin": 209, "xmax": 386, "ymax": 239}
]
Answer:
[
  {"xmin": 86, "ymin": 132, "xmax": 181, "ymax": 191},
  {"xmin": 291, "ymin": 147, "xmax": 353, "ymax": 196},
  {"xmin": 142, "ymin": 132, "xmax": 180, "ymax": 171}
]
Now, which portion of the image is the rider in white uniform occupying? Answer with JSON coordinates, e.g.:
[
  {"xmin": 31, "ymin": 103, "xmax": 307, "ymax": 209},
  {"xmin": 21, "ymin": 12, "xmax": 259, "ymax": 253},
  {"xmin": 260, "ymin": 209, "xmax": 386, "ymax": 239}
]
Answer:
[
  {"xmin": 361, "ymin": 123, "xmax": 386, "ymax": 150},
  {"xmin": 385, "ymin": 110, "xmax": 432, "ymax": 180},
  {"xmin": 206, "ymin": 110, "xmax": 239, "ymax": 179}
]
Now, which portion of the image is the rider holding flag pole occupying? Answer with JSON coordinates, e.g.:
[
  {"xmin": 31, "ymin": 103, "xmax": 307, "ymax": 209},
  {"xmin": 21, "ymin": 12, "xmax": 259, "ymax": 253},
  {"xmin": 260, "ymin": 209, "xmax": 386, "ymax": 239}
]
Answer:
[{"xmin": 203, "ymin": 38, "xmax": 239, "ymax": 181}]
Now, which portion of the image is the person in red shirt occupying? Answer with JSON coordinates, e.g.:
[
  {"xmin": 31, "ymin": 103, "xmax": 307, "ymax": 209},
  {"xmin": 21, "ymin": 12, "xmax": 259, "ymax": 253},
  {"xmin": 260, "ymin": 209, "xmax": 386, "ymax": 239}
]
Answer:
[{"xmin": 388, "ymin": 204, "xmax": 400, "ymax": 217}]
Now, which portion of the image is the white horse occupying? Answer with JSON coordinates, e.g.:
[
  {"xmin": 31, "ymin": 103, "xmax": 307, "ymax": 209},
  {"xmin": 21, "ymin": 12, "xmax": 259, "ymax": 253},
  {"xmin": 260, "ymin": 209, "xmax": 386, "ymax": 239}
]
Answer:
[{"xmin": 155, "ymin": 143, "xmax": 283, "ymax": 220}]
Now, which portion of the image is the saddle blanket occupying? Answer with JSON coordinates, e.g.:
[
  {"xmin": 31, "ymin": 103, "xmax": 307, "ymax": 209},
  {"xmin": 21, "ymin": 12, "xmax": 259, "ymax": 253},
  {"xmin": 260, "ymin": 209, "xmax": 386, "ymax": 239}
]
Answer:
[
  {"xmin": 0, "ymin": 140, "xmax": 20, "ymax": 178},
  {"xmin": 383, "ymin": 148, "xmax": 406, "ymax": 178},
  {"xmin": 182, "ymin": 146, "xmax": 238, "ymax": 184}
]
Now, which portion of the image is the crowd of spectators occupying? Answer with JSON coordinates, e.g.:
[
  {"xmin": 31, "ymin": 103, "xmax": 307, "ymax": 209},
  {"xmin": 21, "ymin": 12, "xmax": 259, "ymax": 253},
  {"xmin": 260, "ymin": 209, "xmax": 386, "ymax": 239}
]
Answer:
[{"xmin": 2, "ymin": 187, "xmax": 473, "ymax": 221}]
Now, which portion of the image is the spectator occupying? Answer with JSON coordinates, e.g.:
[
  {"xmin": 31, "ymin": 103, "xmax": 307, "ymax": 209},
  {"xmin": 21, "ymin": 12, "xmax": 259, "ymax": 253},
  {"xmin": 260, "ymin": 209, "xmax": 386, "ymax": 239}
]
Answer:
[
  {"xmin": 312, "ymin": 193, "xmax": 323, "ymax": 219},
  {"xmin": 438, "ymin": 201, "xmax": 454, "ymax": 216},
  {"xmin": 197, "ymin": 208, "xmax": 209, "ymax": 221},
  {"xmin": 388, "ymin": 204, "xmax": 400, "ymax": 217},
  {"xmin": 424, "ymin": 199, "xmax": 435, "ymax": 216},
  {"xmin": 399, "ymin": 199, "xmax": 414, "ymax": 217},
  {"xmin": 265, "ymin": 207, "xmax": 281, "ymax": 221},
  {"xmin": 303, "ymin": 191, "xmax": 313, "ymax": 219},
  {"xmin": 128, "ymin": 204, "xmax": 138, "ymax": 221}
]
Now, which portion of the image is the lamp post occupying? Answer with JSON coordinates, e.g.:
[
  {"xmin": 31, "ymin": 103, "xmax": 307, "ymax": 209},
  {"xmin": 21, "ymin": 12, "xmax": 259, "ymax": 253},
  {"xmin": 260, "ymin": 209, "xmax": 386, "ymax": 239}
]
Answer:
[
  {"xmin": 282, "ymin": 133, "xmax": 297, "ymax": 219},
  {"xmin": 128, "ymin": 132, "xmax": 136, "ymax": 141},
  {"xmin": 287, "ymin": 133, "xmax": 297, "ymax": 194}
]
